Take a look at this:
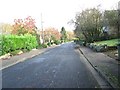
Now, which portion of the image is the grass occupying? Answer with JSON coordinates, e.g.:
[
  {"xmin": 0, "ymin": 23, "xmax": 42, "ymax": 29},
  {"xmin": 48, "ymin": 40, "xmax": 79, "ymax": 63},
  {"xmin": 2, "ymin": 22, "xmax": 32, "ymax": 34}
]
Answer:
[{"xmin": 94, "ymin": 39, "xmax": 119, "ymax": 46}]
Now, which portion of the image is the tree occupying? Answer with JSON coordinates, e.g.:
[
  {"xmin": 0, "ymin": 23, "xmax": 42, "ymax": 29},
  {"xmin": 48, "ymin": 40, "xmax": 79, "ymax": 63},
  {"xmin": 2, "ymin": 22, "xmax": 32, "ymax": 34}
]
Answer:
[
  {"xmin": 74, "ymin": 8, "xmax": 103, "ymax": 43},
  {"xmin": 60, "ymin": 27, "xmax": 67, "ymax": 42},
  {"xmin": 104, "ymin": 10, "xmax": 118, "ymax": 28},
  {"xmin": 103, "ymin": 10, "xmax": 118, "ymax": 39},
  {"xmin": 43, "ymin": 27, "xmax": 61, "ymax": 43},
  {"xmin": 12, "ymin": 16, "xmax": 37, "ymax": 35},
  {"xmin": 0, "ymin": 23, "xmax": 13, "ymax": 34},
  {"xmin": 66, "ymin": 31, "xmax": 75, "ymax": 41},
  {"xmin": 12, "ymin": 16, "xmax": 42, "ymax": 46}
]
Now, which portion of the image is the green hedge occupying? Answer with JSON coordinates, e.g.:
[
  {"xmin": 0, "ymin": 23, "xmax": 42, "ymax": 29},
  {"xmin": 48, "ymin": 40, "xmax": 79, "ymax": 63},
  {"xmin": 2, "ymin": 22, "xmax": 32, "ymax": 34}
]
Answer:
[{"xmin": 1, "ymin": 34, "xmax": 38, "ymax": 55}]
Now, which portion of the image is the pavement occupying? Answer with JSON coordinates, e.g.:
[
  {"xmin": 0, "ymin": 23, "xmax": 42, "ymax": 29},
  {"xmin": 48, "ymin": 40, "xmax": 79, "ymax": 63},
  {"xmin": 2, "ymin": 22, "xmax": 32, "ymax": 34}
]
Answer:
[
  {"xmin": 0, "ymin": 45, "xmax": 59, "ymax": 70},
  {"xmin": 78, "ymin": 45, "xmax": 120, "ymax": 88}
]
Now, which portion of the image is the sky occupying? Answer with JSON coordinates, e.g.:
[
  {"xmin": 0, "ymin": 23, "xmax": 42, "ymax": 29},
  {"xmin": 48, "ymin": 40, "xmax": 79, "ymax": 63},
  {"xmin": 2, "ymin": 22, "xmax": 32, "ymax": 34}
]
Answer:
[{"xmin": 0, "ymin": 0, "xmax": 119, "ymax": 31}]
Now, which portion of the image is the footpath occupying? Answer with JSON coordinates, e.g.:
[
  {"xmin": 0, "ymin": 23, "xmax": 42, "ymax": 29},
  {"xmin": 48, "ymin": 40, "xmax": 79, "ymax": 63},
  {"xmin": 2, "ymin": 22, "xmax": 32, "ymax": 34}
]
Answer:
[
  {"xmin": 0, "ymin": 45, "xmax": 58, "ymax": 70},
  {"xmin": 79, "ymin": 45, "xmax": 120, "ymax": 88}
]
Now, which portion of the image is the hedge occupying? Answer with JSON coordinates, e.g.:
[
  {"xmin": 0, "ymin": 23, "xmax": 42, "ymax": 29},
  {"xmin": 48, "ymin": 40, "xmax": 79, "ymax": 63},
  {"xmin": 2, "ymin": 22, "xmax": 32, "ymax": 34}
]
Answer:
[{"xmin": 1, "ymin": 34, "xmax": 38, "ymax": 55}]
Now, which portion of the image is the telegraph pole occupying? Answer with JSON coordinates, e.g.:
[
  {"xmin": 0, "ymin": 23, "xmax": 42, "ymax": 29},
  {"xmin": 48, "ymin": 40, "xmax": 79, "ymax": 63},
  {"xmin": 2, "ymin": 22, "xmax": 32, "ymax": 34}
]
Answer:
[
  {"xmin": 41, "ymin": 13, "xmax": 44, "ymax": 44},
  {"xmin": 118, "ymin": 1, "xmax": 120, "ymax": 60}
]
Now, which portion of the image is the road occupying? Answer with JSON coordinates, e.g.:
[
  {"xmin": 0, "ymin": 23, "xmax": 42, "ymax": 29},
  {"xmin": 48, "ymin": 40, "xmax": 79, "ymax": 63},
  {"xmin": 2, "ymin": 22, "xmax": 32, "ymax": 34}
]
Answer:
[{"xmin": 2, "ymin": 42, "xmax": 100, "ymax": 88}]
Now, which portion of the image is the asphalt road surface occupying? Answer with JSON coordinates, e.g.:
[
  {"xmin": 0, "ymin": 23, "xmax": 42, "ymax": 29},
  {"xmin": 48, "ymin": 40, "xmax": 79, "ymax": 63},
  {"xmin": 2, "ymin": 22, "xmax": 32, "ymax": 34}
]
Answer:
[{"xmin": 2, "ymin": 42, "xmax": 100, "ymax": 88}]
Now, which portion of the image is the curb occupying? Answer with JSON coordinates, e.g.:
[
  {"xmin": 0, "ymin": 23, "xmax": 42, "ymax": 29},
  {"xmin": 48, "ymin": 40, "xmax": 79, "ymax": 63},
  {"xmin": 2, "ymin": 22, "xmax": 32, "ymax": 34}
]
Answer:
[{"xmin": 78, "ymin": 48, "xmax": 118, "ymax": 89}]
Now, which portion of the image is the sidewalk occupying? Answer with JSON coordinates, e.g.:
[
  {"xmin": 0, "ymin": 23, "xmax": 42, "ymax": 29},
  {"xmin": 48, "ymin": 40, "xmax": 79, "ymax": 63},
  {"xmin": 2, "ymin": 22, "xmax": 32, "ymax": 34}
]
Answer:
[
  {"xmin": 79, "ymin": 45, "xmax": 120, "ymax": 88},
  {"xmin": 0, "ymin": 45, "xmax": 58, "ymax": 70}
]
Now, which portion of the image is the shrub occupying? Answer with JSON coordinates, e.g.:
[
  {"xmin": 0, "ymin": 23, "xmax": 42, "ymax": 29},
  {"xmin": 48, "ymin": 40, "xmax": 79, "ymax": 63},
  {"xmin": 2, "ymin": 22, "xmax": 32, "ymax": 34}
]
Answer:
[
  {"xmin": 92, "ymin": 44, "xmax": 97, "ymax": 51},
  {"xmin": 95, "ymin": 45, "xmax": 104, "ymax": 52},
  {"xmin": 42, "ymin": 44, "xmax": 47, "ymax": 48},
  {"xmin": 36, "ymin": 44, "xmax": 43, "ymax": 49},
  {"xmin": 47, "ymin": 42, "xmax": 51, "ymax": 46},
  {"xmin": 22, "ymin": 49, "xmax": 28, "ymax": 52},
  {"xmin": 54, "ymin": 40, "xmax": 60, "ymax": 45},
  {"xmin": 1, "ymin": 34, "xmax": 38, "ymax": 55},
  {"xmin": 51, "ymin": 42, "xmax": 54, "ymax": 45},
  {"xmin": 10, "ymin": 50, "xmax": 22, "ymax": 56},
  {"xmin": 89, "ymin": 43, "xmax": 94, "ymax": 49},
  {"xmin": 78, "ymin": 40, "xmax": 85, "ymax": 46},
  {"xmin": 92, "ymin": 44, "xmax": 108, "ymax": 52},
  {"xmin": 107, "ymin": 46, "xmax": 117, "ymax": 50},
  {"xmin": 86, "ymin": 43, "xmax": 90, "ymax": 47}
]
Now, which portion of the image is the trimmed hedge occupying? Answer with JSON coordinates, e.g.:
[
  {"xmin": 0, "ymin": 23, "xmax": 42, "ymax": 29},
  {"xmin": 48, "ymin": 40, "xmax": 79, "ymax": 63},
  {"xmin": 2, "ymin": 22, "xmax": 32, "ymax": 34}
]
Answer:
[{"xmin": 1, "ymin": 34, "xmax": 38, "ymax": 55}]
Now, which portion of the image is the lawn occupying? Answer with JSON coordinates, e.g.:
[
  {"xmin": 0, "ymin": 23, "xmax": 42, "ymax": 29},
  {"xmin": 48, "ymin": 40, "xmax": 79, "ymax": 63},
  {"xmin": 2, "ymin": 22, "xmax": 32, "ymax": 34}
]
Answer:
[{"xmin": 94, "ymin": 39, "xmax": 119, "ymax": 46}]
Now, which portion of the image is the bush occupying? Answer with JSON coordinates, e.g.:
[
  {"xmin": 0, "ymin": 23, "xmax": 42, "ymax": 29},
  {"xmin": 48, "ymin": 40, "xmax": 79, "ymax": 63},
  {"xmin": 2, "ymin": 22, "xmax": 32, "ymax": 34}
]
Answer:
[
  {"xmin": 36, "ymin": 44, "xmax": 43, "ymax": 49},
  {"xmin": 89, "ymin": 43, "xmax": 94, "ymax": 49},
  {"xmin": 22, "ymin": 49, "xmax": 28, "ymax": 52},
  {"xmin": 47, "ymin": 42, "xmax": 51, "ymax": 46},
  {"xmin": 88, "ymin": 39, "xmax": 119, "ymax": 52},
  {"xmin": 10, "ymin": 50, "xmax": 22, "ymax": 56},
  {"xmin": 1, "ymin": 34, "xmax": 38, "ymax": 55},
  {"xmin": 54, "ymin": 40, "xmax": 60, "ymax": 45},
  {"xmin": 86, "ymin": 43, "xmax": 90, "ymax": 47},
  {"xmin": 78, "ymin": 40, "xmax": 85, "ymax": 46},
  {"xmin": 92, "ymin": 44, "xmax": 97, "ymax": 51},
  {"xmin": 51, "ymin": 42, "xmax": 54, "ymax": 45},
  {"xmin": 92, "ymin": 44, "xmax": 108, "ymax": 52},
  {"xmin": 95, "ymin": 45, "xmax": 105, "ymax": 52},
  {"xmin": 42, "ymin": 44, "xmax": 47, "ymax": 48},
  {"xmin": 107, "ymin": 46, "xmax": 117, "ymax": 50}
]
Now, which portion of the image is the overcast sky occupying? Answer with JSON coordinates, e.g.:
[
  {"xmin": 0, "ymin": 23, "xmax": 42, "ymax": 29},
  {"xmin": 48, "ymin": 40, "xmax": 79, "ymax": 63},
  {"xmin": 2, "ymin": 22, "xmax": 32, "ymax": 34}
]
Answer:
[{"xmin": 0, "ymin": 0, "xmax": 119, "ymax": 31}]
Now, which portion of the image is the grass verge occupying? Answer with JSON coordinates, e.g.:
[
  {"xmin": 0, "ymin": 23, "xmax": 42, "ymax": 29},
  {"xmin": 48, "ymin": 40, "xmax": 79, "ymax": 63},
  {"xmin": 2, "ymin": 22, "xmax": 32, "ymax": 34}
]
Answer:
[{"xmin": 94, "ymin": 39, "xmax": 119, "ymax": 46}]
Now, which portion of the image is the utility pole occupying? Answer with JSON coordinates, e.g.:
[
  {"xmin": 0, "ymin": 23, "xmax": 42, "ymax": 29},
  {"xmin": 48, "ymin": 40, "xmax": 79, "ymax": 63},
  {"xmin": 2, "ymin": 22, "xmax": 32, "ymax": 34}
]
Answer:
[
  {"xmin": 118, "ymin": 1, "xmax": 120, "ymax": 60},
  {"xmin": 41, "ymin": 13, "xmax": 44, "ymax": 44}
]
